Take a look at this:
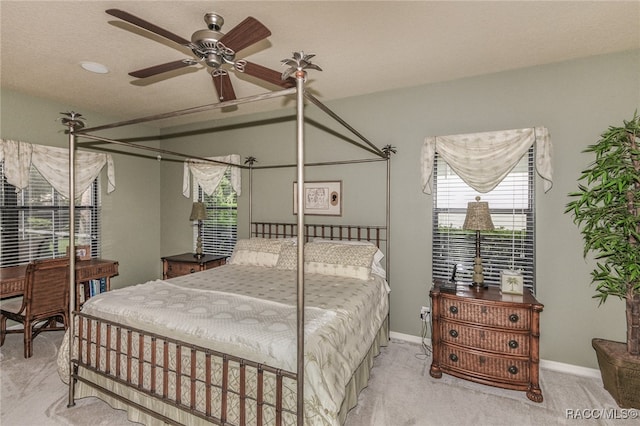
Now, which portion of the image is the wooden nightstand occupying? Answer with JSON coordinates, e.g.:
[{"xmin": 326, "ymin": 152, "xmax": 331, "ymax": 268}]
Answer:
[
  {"xmin": 429, "ymin": 280, "xmax": 544, "ymax": 402},
  {"xmin": 161, "ymin": 253, "xmax": 227, "ymax": 279}
]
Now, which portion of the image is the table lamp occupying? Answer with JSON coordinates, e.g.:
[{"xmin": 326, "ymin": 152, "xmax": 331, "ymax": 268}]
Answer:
[
  {"xmin": 463, "ymin": 196, "xmax": 494, "ymax": 288},
  {"xmin": 189, "ymin": 202, "xmax": 207, "ymax": 259}
]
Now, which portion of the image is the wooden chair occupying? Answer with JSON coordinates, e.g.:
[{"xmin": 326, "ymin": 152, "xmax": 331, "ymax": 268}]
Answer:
[{"xmin": 0, "ymin": 257, "xmax": 70, "ymax": 358}]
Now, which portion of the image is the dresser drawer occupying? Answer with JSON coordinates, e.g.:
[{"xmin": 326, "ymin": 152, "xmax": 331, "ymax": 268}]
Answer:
[
  {"xmin": 439, "ymin": 320, "xmax": 530, "ymax": 356},
  {"xmin": 439, "ymin": 343, "xmax": 530, "ymax": 383},
  {"xmin": 438, "ymin": 296, "xmax": 531, "ymax": 330}
]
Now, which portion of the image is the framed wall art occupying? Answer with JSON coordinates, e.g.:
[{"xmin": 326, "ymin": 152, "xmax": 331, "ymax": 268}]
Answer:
[
  {"xmin": 293, "ymin": 181, "xmax": 342, "ymax": 216},
  {"xmin": 500, "ymin": 269, "xmax": 524, "ymax": 295}
]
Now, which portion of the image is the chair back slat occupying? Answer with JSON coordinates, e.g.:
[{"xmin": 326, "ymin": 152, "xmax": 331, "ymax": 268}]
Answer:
[{"xmin": 25, "ymin": 257, "xmax": 70, "ymax": 318}]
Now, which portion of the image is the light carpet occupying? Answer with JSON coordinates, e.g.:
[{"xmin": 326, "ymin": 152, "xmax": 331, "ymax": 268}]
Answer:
[{"xmin": 0, "ymin": 331, "xmax": 632, "ymax": 425}]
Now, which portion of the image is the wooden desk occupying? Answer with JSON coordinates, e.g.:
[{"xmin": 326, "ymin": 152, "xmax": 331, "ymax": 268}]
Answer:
[{"xmin": 0, "ymin": 259, "xmax": 119, "ymax": 309}]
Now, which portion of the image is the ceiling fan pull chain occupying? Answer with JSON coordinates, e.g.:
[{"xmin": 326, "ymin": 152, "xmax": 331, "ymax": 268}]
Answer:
[{"xmin": 211, "ymin": 69, "xmax": 228, "ymax": 101}]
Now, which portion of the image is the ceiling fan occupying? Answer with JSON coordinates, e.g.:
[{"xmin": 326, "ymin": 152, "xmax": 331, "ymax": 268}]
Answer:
[{"xmin": 106, "ymin": 9, "xmax": 295, "ymax": 102}]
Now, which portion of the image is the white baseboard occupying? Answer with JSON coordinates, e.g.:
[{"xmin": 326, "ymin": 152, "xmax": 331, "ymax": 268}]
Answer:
[
  {"xmin": 390, "ymin": 331, "xmax": 602, "ymax": 380},
  {"xmin": 390, "ymin": 331, "xmax": 428, "ymax": 345},
  {"xmin": 540, "ymin": 359, "xmax": 602, "ymax": 379}
]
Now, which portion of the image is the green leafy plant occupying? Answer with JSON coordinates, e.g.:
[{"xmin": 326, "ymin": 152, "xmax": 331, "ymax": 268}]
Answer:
[{"xmin": 565, "ymin": 113, "xmax": 640, "ymax": 355}]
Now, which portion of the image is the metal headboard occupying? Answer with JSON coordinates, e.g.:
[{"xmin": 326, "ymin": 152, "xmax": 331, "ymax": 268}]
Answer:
[{"xmin": 251, "ymin": 221, "xmax": 387, "ymax": 249}]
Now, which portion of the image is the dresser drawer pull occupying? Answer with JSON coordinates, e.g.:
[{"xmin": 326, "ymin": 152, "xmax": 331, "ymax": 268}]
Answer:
[
  {"xmin": 509, "ymin": 313, "xmax": 520, "ymax": 323},
  {"xmin": 508, "ymin": 365, "xmax": 519, "ymax": 375},
  {"xmin": 449, "ymin": 305, "xmax": 458, "ymax": 314},
  {"xmin": 449, "ymin": 353, "xmax": 458, "ymax": 362},
  {"xmin": 508, "ymin": 340, "xmax": 519, "ymax": 349},
  {"xmin": 190, "ymin": 268, "xmax": 196, "ymax": 273},
  {"xmin": 449, "ymin": 329, "xmax": 459, "ymax": 338}
]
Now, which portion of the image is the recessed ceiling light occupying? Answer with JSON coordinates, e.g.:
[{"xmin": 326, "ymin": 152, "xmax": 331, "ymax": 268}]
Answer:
[{"xmin": 80, "ymin": 61, "xmax": 109, "ymax": 74}]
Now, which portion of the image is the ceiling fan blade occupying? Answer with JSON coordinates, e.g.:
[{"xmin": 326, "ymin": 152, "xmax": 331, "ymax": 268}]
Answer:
[
  {"xmin": 106, "ymin": 9, "xmax": 190, "ymax": 46},
  {"xmin": 129, "ymin": 59, "xmax": 194, "ymax": 78},
  {"xmin": 219, "ymin": 17, "xmax": 271, "ymax": 53},
  {"xmin": 241, "ymin": 61, "xmax": 296, "ymax": 88},
  {"xmin": 212, "ymin": 72, "xmax": 237, "ymax": 101}
]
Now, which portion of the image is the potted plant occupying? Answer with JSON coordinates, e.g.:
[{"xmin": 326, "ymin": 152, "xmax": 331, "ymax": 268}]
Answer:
[{"xmin": 565, "ymin": 113, "xmax": 640, "ymax": 408}]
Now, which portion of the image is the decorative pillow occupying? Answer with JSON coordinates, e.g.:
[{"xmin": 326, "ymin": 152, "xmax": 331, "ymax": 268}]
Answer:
[
  {"xmin": 228, "ymin": 238, "xmax": 291, "ymax": 267},
  {"xmin": 311, "ymin": 238, "xmax": 386, "ymax": 278},
  {"xmin": 304, "ymin": 241, "xmax": 378, "ymax": 280},
  {"xmin": 275, "ymin": 243, "xmax": 299, "ymax": 270}
]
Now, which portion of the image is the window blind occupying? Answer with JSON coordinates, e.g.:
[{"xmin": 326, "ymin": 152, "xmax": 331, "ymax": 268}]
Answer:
[
  {"xmin": 195, "ymin": 168, "xmax": 237, "ymax": 256},
  {"xmin": 432, "ymin": 146, "xmax": 535, "ymax": 289},
  {"xmin": 0, "ymin": 161, "xmax": 101, "ymax": 267}
]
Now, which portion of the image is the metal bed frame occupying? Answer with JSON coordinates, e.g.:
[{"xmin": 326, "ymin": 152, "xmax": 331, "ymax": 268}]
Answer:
[{"xmin": 62, "ymin": 53, "xmax": 395, "ymax": 425}]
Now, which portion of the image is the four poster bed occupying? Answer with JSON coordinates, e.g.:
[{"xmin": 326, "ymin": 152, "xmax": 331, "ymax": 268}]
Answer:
[{"xmin": 57, "ymin": 54, "xmax": 394, "ymax": 425}]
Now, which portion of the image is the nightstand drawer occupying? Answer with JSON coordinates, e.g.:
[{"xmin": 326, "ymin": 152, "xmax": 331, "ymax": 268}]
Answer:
[
  {"xmin": 162, "ymin": 253, "xmax": 227, "ymax": 279},
  {"xmin": 439, "ymin": 343, "xmax": 530, "ymax": 383},
  {"xmin": 438, "ymin": 297, "xmax": 531, "ymax": 330},
  {"xmin": 439, "ymin": 320, "xmax": 530, "ymax": 356},
  {"xmin": 165, "ymin": 261, "xmax": 201, "ymax": 278}
]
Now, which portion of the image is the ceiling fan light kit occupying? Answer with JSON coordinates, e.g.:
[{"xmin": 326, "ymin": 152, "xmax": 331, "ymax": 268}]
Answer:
[{"xmin": 105, "ymin": 9, "xmax": 294, "ymax": 102}]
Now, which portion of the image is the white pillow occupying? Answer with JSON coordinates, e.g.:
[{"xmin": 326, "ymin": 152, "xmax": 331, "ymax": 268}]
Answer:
[{"xmin": 228, "ymin": 238, "xmax": 292, "ymax": 267}]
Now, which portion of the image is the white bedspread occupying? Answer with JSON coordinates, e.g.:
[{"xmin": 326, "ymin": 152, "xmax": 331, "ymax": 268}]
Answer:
[{"xmin": 61, "ymin": 264, "xmax": 389, "ymax": 425}]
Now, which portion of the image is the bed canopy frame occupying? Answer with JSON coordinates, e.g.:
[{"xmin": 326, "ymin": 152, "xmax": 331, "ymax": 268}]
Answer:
[{"xmin": 61, "ymin": 52, "xmax": 395, "ymax": 425}]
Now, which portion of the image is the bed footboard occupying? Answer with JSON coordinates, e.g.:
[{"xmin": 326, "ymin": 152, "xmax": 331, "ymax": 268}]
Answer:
[{"xmin": 69, "ymin": 312, "xmax": 298, "ymax": 426}]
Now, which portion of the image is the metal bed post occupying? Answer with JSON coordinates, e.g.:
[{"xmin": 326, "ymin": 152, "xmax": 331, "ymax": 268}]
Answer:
[
  {"xmin": 60, "ymin": 112, "xmax": 84, "ymax": 408},
  {"xmin": 383, "ymin": 145, "xmax": 396, "ymax": 281},
  {"xmin": 294, "ymin": 66, "xmax": 306, "ymax": 426},
  {"xmin": 245, "ymin": 157, "xmax": 256, "ymax": 236}
]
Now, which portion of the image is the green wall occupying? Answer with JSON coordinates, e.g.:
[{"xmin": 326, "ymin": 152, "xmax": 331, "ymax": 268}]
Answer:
[
  {"xmin": 2, "ymin": 49, "xmax": 639, "ymax": 369},
  {"xmin": 0, "ymin": 89, "xmax": 163, "ymax": 288}
]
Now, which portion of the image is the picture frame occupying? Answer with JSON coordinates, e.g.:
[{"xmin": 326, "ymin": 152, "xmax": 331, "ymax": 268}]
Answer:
[
  {"xmin": 67, "ymin": 245, "xmax": 91, "ymax": 261},
  {"xmin": 500, "ymin": 270, "xmax": 524, "ymax": 295},
  {"xmin": 293, "ymin": 181, "xmax": 342, "ymax": 216}
]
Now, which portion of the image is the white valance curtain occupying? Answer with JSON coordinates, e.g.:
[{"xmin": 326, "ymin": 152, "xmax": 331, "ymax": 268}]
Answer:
[
  {"xmin": 182, "ymin": 154, "xmax": 242, "ymax": 198},
  {"xmin": 420, "ymin": 127, "xmax": 553, "ymax": 194},
  {"xmin": 0, "ymin": 139, "xmax": 115, "ymax": 198}
]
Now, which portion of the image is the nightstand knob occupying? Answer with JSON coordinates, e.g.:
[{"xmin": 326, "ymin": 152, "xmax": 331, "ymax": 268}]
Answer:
[
  {"xmin": 508, "ymin": 339, "xmax": 519, "ymax": 349},
  {"xmin": 449, "ymin": 329, "xmax": 459, "ymax": 338},
  {"xmin": 449, "ymin": 353, "xmax": 458, "ymax": 362},
  {"xmin": 508, "ymin": 365, "xmax": 519, "ymax": 375},
  {"xmin": 449, "ymin": 305, "xmax": 458, "ymax": 314},
  {"xmin": 509, "ymin": 313, "xmax": 520, "ymax": 323}
]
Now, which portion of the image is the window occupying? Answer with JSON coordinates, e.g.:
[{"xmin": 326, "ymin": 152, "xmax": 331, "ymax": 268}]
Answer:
[
  {"xmin": 0, "ymin": 161, "xmax": 101, "ymax": 267},
  {"xmin": 195, "ymin": 168, "xmax": 237, "ymax": 256},
  {"xmin": 432, "ymin": 147, "xmax": 535, "ymax": 289}
]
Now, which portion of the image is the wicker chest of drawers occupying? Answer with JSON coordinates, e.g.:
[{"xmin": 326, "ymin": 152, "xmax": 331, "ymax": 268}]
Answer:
[{"xmin": 429, "ymin": 280, "xmax": 544, "ymax": 402}]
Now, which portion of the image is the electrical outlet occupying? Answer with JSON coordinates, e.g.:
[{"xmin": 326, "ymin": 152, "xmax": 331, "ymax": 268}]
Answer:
[{"xmin": 420, "ymin": 306, "xmax": 431, "ymax": 321}]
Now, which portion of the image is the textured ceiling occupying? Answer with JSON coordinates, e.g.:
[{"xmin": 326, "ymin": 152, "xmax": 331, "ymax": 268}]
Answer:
[{"xmin": 1, "ymin": 1, "xmax": 639, "ymax": 128}]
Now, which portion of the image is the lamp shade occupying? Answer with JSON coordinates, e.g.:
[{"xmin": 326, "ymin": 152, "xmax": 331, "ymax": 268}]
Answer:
[
  {"xmin": 189, "ymin": 202, "xmax": 207, "ymax": 221},
  {"xmin": 463, "ymin": 196, "xmax": 494, "ymax": 231}
]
